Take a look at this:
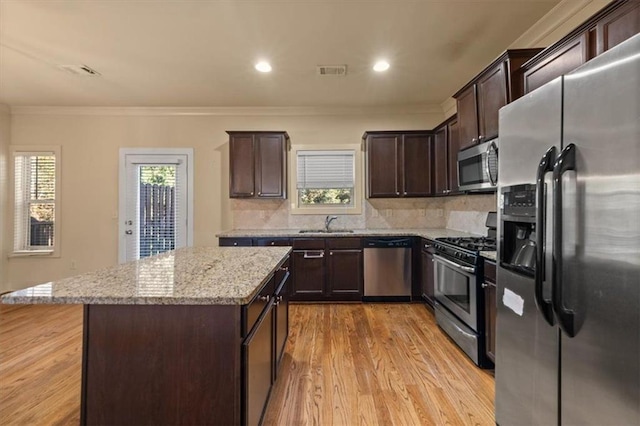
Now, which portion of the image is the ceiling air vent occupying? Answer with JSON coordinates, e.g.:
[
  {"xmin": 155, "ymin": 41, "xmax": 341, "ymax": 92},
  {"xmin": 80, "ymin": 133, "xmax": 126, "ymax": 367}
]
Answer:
[
  {"xmin": 58, "ymin": 64, "xmax": 101, "ymax": 76},
  {"xmin": 317, "ymin": 65, "xmax": 347, "ymax": 76}
]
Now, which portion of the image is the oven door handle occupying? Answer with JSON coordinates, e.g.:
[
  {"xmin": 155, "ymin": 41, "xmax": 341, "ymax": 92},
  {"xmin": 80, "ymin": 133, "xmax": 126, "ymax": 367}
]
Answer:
[{"xmin": 433, "ymin": 254, "xmax": 475, "ymax": 275}]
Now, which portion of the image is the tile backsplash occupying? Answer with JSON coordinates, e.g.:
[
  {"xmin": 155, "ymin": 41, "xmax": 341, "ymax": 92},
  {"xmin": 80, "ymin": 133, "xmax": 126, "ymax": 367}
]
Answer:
[{"xmin": 232, "ymin": 193, "xmax": 496, "ymax": 233}]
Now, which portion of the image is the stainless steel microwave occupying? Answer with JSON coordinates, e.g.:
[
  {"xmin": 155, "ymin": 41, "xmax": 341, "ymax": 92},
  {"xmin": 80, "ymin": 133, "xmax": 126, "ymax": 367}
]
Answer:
[{"xmin": 457, "ymin": 139, "xmax": 499, "ymax": 192}]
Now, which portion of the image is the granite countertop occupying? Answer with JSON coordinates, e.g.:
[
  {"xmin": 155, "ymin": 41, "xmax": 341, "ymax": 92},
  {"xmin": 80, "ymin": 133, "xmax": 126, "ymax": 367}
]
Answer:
[
  {"xmin": 217, "ymin": 228, "xmax": 481, "ymax": 240},
  {"xmin": 0, "ymin": 246, "xmax": 291, "ymax": 306},
  {"xmin": 217, "ymin": 228, "xmax": 497, "ymax": 260}
]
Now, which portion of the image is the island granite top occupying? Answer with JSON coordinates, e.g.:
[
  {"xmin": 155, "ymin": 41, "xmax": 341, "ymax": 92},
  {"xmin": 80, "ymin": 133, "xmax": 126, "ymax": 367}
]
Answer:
[{"xmin": 0, "ymin": 246, "xmax": 292, "ymax": 306}]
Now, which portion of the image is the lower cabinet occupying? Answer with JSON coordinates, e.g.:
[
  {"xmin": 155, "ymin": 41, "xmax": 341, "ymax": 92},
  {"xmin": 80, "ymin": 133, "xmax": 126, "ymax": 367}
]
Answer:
[
  {"xmin": 483, "ymin": 260, "xmax": 497, "ymax": 363},
  {"xmin": 242, "ymin": 299, "xmax": 274, "ymax": 426},
  {"xmin": 420, "ymin": 239, "xmax": 436, "ymax": 306},
  {"xmin": 242, "ymin": 259, "xmax": 291, "ymax": 426},
  {"xmin": 291, "ymin": 238, "xmax": 363, "ymax": 301},
  {"xmin": 219, "ymin": 237, "xmax": 253, "ymax": 247}
]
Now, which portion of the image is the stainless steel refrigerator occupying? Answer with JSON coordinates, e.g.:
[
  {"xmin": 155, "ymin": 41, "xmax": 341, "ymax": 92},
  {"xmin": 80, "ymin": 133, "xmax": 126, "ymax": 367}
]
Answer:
[{"xmin": 495, "ymin": 33, "xmax": 640, "ymax": 425}]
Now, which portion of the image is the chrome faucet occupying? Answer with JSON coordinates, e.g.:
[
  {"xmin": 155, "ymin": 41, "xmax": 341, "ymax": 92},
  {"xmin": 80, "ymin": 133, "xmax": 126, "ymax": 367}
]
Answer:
[{"xmin": 325, "ymin": 215, "xmax": 338, "ymax": 232}]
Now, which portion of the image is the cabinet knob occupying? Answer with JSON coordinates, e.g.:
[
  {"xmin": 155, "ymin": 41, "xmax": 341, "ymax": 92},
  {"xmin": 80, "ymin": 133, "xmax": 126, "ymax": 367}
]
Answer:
[
  {"xmin": 396, "ymin": 191, "xmax": 400, "ymax": 195},
  {"xmin": 330, "ymin": 251, "xmax": 333, "ymax": 255},
  {"xmin": 481, "ymin": 283, "xmax": 488, "ymax": 289},
  {"xmin": 472, "ymin": 137, "xmax": 478, "ymax": 143},
  {"xmin": 478, "ymin": 135, "xmax": 485, "ymax": 141},
  {"xmin": 271, "ymin": 242, "xmax": 275, "ymax": 245},
  {"xmin": 259, "ymin": 295, "xmax": 270, "ymax": 301},
  {"xmin": 280, "ymin": 266, "xmax": 289, "ymax": 272},
  {"xmin": 250, "ymin": 192, "xmax": 254, "ymax": 196},
  {"xmin": 404, "ymin": 191, "xmax": 407, "ymax": 195},
  {"xmin": 233, "ymin": 242, "xmax": 238, "ymax": 246}
]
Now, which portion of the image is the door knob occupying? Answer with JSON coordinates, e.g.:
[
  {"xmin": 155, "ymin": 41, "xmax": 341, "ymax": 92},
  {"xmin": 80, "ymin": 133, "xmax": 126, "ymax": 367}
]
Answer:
[{"xmin": 125, "ymin": 230, "xmax": 133, "ymax": 235}]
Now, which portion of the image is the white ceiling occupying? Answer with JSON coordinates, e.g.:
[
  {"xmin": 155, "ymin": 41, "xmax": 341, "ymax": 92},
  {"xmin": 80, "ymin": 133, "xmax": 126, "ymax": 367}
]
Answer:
[{"xmin": 0, "ymin": 0, "xmax": 561, "ymax": 108}]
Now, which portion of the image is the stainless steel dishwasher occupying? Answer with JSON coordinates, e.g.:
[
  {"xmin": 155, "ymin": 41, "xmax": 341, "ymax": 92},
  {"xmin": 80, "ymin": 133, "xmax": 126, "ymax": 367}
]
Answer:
[{"xmin": 363, "ymin": 237, "xmax": 412, "ymax": 301}]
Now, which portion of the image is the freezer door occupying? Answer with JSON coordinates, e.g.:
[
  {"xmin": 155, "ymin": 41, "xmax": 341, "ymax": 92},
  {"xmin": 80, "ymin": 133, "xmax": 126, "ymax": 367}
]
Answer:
[
  {"xmin": 496, "ymin": 79, "xmax": 562, "ymax": 425},
  {"xmin": 559, "ymin": 34, "xmax": 640, "ymax": 425}
]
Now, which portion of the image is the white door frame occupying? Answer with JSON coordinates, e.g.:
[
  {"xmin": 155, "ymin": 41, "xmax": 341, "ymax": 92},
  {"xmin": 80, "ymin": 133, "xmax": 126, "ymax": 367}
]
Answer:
[{"xmin": 118, "ymin": 148, "xmax": 194, "ymax": 264}]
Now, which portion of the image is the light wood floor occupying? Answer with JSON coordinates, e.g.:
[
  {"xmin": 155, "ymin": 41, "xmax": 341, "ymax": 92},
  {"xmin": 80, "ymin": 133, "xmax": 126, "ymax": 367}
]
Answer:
[{"xmin": 0, "ymin": 303, "xmax": 494, "ymax": 425}]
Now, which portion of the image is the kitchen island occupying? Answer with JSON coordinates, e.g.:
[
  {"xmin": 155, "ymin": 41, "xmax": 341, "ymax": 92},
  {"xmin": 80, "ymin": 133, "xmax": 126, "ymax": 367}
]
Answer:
[{"xmin": 1, "ymin": 246, "xmax": 292, "ymax": 426}]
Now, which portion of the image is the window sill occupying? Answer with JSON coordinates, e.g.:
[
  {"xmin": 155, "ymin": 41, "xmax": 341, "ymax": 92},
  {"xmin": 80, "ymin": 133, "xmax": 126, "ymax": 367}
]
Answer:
[
  {"xmin": 9, "ymin": 250, "xmax": 58, "ymax": 258},
  {"xmin": 289, "ymin": 204, "xmax": 362, "ymax": 215}
]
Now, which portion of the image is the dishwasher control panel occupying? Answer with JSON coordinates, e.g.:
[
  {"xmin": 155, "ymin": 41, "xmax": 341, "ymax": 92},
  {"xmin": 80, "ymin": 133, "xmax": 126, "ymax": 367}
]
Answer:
[{"xmin": 364, "ymin": 238, "xmax": 412, "ymax": 248}]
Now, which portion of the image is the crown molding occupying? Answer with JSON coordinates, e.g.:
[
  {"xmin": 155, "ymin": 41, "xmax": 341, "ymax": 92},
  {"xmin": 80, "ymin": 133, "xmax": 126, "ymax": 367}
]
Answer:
[
  {"xmin": 9, "ymin": 105, "xmax": 444, "ymax": 117},
  {"xmin": 440, "ymin": 98, "xmax": 457, "ymax": 119},
  {"xmin": 509, "ymin": 0, "xmax": 609, "ymax": 48}
]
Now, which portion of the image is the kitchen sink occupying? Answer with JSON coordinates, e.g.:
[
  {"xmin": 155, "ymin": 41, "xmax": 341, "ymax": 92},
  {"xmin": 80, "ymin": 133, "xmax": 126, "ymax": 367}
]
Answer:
[{"xmin": 298, "ymin": 229, "xmax": 354, "ymax": 233}]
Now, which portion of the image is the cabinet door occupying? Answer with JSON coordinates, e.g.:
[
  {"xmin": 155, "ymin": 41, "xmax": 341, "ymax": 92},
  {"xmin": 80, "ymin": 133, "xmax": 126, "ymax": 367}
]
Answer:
[
  {"xmin": 432, "ymin": 126, "xmax": 448, "ymax": 195},
  {"xmin": 242, "ymin": 301, "xmax": 273, "ymax": 426},
  {"xmin": 421, "ymin": 247, "xmax": 435, "ymax": 306},
  {"xmin": 484, "ymin": 282, "xmax": 497, "ymax": 363},
  {"xmin": 447, "ymin": 118, "xmax": 461, "ymax": 194},
  {"xmin": 402, "ymin": 134, "xmax": 432, "ymax": 197},
  {"xmin": 229, "ymin": 135, "xmax": 256, "ymax": 197},
  {"xmin": 290, "ymin": 250, "xmax": 325, "ymax": 300},
  {"xmin": 367, "ymin": 134, "xmax": 401, "ymax": 198},
  {"xmin": 327, "ymin": 249, "xmax": 363, "ymax": 300},
  {"xmin": 477, "ymin": 61, "xmax": 508, "ymax": 142},
  {"xmin": 456, "ymin": 85, "xmax": 479, "ymax": 151},
  {"xmin": 524, "ymin": 34, "xmax": 588, "ymax": 94},
  {"xmin": 273, "ymin": 266, "xmax": 289, "ymax": 379},
  {"xmin": 255, "ymin": 134, "xmax": 286, "ymax": 198},
  {"xmin": 597, "ymin": 0, "xmax": 640, "ymax": 55}
]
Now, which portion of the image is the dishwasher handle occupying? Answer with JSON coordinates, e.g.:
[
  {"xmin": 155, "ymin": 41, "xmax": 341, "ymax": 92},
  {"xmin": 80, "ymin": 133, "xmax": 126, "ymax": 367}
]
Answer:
[{"xmin": 364, "ymin": 238, "xmax": 413, "ymax": 248}]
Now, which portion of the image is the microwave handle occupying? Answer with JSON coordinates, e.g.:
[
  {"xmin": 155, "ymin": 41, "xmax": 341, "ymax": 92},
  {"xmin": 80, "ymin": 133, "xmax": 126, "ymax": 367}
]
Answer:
[
  {"xmin": 486, "ymin": 140, "xmax": 498, "ymax": 186},
  {"xmin": 552, "ymin": 143, "xmax": 577, "ymax": 337},
  {"xmin": 534, "ymin": 146, "xmax": 556, "ymax": 326}
]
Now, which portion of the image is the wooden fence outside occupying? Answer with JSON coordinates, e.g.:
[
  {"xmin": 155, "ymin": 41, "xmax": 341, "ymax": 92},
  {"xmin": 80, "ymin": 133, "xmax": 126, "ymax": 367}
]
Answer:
[{"xmin": 139, "ymin": 183, "xmax": 175, "ymax": 258}]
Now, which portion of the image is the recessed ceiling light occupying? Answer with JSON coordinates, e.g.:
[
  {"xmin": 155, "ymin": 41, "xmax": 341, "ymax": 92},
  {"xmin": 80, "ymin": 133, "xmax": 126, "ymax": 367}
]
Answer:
[
  {"xmin": 373, "ymin": 61, "xmax": 390, "ymax": 72},
  {"xmin": 255, "ymin": 61, "xmax": 272, "ymax": 73}
]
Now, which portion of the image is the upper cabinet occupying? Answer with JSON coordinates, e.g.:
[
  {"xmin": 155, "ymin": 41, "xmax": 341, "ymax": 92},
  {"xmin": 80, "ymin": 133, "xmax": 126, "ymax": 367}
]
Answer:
[
  {"xmin": 432, "ymin": 115, "xmax": 461, "ymax": 196},
  {"xmin": 523, "ymin": 0, "xmax": 640, "ymax": 94},
  {"xmin": 364, "ymin": 131, "xmax": 433, "ymax": 198},
  {"xmin": 227, "ymin": 131, "xmax": 289, "ymax": 199},
  {"xmin": 454, "ymin": 49, "xmax": 543, "ymax": 151}
]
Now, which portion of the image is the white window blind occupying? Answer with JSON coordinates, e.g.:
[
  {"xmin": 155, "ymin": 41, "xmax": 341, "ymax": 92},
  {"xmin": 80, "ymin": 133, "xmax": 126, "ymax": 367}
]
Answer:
[
  {"xmin": 296, "ymin": 150, "xmax": 355, "ymax": 189},
  {"xmin": 13, "ymin": 152, "xmax": 56, "ymax": 252}
]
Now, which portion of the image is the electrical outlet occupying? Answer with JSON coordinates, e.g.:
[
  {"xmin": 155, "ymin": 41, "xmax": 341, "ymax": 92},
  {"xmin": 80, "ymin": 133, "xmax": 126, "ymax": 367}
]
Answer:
[
  {"xmin": 436, "ymin": 209, "xmax": 444, "ymax": 217},
  {"xmin": 70, "ymin": 260, "xmax": 77, "ymax": 270},
  {"xmin": 385, "ymin": 209, "xmax": 392, "ymax": 217},
  {"xmin": 420, "ymin": 208, "xmax": 426, "ymax": 217}
]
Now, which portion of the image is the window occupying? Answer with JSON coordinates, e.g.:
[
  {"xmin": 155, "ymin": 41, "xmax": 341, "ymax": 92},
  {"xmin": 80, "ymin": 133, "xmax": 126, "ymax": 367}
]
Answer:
[
  {"xmin": 12, "ymin": 147, "xmax": 60, "ymax": 254},
  {"xmin": 291, "ymin": 145, "xmax": 362, "ymax": 215}
]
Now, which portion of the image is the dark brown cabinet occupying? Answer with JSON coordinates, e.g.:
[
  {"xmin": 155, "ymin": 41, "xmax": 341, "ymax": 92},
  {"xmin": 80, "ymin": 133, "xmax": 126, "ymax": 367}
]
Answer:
[
  {"xmin": 326, "ymin": 238, "xmax": 363, "ymax": 300},
  {"xmin": 431, "ymin": 115, "xmax": 461, "ymax": 196},
  {"xmin": 290, "ymin": 239, "xmax": 326, "ymax": 300},
  {"xmin": 420, "ymin": 239, "xmax": 435, "ymax": 306},
  {"xmin": 483, "ymin": 260, "xmax": 497, "ymax": 364},
  {"xmin": 523, "ymin": 0, "xmax": 640, "ymax": 94},
  {"xmin": 273, "ymin": 260, "xmax": 290, "ymax": 380},
  {"xmin": 227, "ymin": 131, "xmax": 288, "ymax": 199},
  {"xmin": 364, "ymin": 131, "xmax": 433, "ymax": 198},
  {"xmin": 290, "ymin": 238, "xmax": 363, "ymax": 301},
  {"xmin": 454, "ymin": 49, "xmax": 542, "ymax": 150}
]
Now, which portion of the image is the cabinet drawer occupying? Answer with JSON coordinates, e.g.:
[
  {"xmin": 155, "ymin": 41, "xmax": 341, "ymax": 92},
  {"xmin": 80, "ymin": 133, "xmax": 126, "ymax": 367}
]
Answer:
[
  {"xmin": 484, "ymin": 260, "xmax": 496, "ymax": 283},
  {"xmin": 219, "ymin": 237, "xmax": 253, "ymax": 247},
  {"xmin": 292, "ymin": 238, "xmax": 325, "ymax": 250},
  {"xmin": 326, "ymin": 237, "xmax": 362, "ymax": 249},
  {"xmin": 254, "ymin": 238, "xmax": 291, "ymax": 247}
]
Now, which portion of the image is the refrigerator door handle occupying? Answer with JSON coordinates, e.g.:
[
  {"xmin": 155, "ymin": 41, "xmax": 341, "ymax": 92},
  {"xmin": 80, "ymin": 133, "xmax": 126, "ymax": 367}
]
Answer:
[
  {"xmin": 535, "ymin": 146, "xmax": 557, "ymax": 326},
  {"xmin": 552, "ymin": 143, "xmax": 577, "ymax": 337}
]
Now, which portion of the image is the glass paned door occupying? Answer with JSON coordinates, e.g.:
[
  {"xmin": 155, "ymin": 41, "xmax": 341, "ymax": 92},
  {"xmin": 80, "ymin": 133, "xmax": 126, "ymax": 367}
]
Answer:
[{"xmin": 120, "ymin": 153, "xmax": 189, "ymax": 263}]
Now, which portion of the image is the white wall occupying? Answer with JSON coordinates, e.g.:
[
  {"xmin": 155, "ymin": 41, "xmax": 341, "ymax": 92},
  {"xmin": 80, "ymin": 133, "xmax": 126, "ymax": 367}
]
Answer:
[
  {"xmin": 0, "ymin": 106, "xmax": 10, "ymax": 293},
  {"xmin": 5, "ymin": 106, "xmax": 444, "ymax": 290}
]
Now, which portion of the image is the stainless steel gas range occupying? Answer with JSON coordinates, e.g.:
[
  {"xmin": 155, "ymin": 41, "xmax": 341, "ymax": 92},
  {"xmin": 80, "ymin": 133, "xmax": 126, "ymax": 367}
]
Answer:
[{"xmin": 432, "ymin": 216, "xmax": 496, "ymax": 368}]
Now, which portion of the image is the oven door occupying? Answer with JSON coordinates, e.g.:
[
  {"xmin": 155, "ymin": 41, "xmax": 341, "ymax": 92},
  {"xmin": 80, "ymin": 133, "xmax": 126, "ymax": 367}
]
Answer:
[{"xmin": 433, "ymin": 254, "xmax": 478, "ymax": 331}]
